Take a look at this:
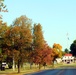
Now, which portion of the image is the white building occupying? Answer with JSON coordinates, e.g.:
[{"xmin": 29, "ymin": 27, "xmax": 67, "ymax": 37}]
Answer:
[
  {"xmin": 56, "ymin": 58, "xmax": 62, "ymax": 63},
  {"xmin": 62, "ymin": 54, "xmax": 74, "ymax": 64}
]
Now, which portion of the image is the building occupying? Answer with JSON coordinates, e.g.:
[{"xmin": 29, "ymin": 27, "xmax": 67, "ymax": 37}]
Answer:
[
  {"xmin": 62, "ymin": 54, "xmax": 74, "ymax": 64},
  {"xmin": 55, "ymin": 58, "xmax": 62, "ymax": 64}
]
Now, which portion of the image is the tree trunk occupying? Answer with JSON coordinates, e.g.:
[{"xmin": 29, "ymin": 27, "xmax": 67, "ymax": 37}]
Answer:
[
  {"xmin": 44, "ymin": 65, "xmax": 45, "ymax": 69},
  {"xmin": 43, "ymin": 62, "xmax": 46, "ymax": 69},
  {"xmin": 39, "ymin": 63, "xmax": 41, "ymax": 70},
  {"xmin": 12, "ymin": 56, "xmax": 15, "ymax": 71},
  {"xmin": 52, "ymin": 61, "xmax": 54, "ymax": 68},
  {"xmin": 30, "ymin": 63, "xmax": 32, "ymax": 69},
  {"xmin": 21, "ymin": 63, "xmax": 23, "ymax": 68},
  {"xmin": 18, "ymin": 60, "xmax": 20, "ymax": 73}
]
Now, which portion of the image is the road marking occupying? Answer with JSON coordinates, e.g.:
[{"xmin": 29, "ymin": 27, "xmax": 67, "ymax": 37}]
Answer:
[{"xmin": 57, "ymin": 70, "xmax": 65, "ymax": 75}]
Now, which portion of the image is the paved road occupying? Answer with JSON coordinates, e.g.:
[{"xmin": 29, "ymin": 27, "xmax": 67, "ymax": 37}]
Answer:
[{"xmin": 25, "ymin": 68, "xmax": 76, "ymax": 75}]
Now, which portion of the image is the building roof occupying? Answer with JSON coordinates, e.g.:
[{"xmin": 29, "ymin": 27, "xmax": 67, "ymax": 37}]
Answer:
[
  {"xmin": 62, "ymin": 54, "xmax": 74, "ymax": 60},
  {"xmin": 64, "ymin": 54, "xmax": 72, "ymax": 56}
]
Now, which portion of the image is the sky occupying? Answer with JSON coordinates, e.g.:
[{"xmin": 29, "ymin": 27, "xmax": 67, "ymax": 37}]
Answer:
[{"xmin": 1, "ymin": 0, "xmax": 76, "ymax": 50}]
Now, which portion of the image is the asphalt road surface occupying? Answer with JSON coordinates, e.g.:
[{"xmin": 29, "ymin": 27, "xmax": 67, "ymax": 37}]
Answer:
[{"xmin": 25, "ymin": 67, "xmax": 76, "ymax": 75}]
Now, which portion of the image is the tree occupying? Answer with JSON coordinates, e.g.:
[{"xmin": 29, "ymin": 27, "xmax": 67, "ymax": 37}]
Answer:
[
  {"xmin": 31, "ymin": 43, "xmax": 52, "ymax": 69},
  {"xmin": 0, "ymin": 20, "xmax": 8, "ymax": 70},
  {"xmin": 33, "ymin": 23, "xmax": 45, "ymax": 50},
  {"xmin": 64, "ymin": 48, "xmax": 69, "ymax": 54},
  {"xmin": 0, "ymin": 0, "xmax": 8, "ymax": 19},
  {"xmin": 62, "ymin": 51, "xmax": 66, "ymax": 56},
  {"xmin": 32, "ymin": 23, "xmax": 46, "ymax": 69},
  {"xmin": 4, "ymin": 15, "xmax": 32, "ymax": 73},
  {"xmin": 0, "ymin": 0, "xmax": 8, "ymax": 12},
  {"xmin": 0, "ymin": 20, "xmax": 8, "ymax": 56},
  {"xmin": 70, "ymin": 40, "xmax": 76, "ymax": 56},
  {"xmin": 0, "ymin": 20, "xmax": 7, "ymax": 37},
  {"xmin": 52, "ymin": 43, "xmax": 62, "ymax": 62}
]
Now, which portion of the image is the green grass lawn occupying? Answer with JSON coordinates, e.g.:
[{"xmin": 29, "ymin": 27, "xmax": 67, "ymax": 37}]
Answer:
[
  {"xmin": 0, "ymin": 63, "xmax": 51, "ymax": 75},
  {"xmin": 53, "ymin": 62, "xmax": 76, "ymax": 69},
  {"xmin": 0, "ymin": 63, "xmax": 76, "ymax": 75},
  {"xmin": 0, "ymin": 68, "xmax": 39, "ymax": 75}
]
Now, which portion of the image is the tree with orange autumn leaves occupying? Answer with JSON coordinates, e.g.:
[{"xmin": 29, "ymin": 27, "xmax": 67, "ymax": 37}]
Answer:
[
  {"xmin": 0, "ymin": 15, "xmax": 63, "ymax": 73},
  {"xmin": 29, "ymin": 24, "xmax": 53, "ymax": 69},
  {"xmin": 52, "ymin": 43, "xmax": 62, "ymax": 62},
  {"xmin": 0, "ymin": 20, "xmax": 8, "ymax": 62},
  {"xmin": 33, "ymin": 23, "xmax": 45, "ymax": 49},
  {"xmin": 30, "ymin": 43, "xmax": 52, "ymax": 69},
  {"xmin": 3, "ymin": 15, "xmax": 32, "ymax": 73}
]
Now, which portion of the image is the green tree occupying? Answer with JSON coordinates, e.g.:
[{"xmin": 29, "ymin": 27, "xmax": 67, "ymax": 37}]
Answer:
[
  {"xmin": 70, "ymin": 40, "xmax": 76, "ymax": 56},
  {"xmin": 64, "ymin": 48, "xmax": 69, "ymax": 53}
]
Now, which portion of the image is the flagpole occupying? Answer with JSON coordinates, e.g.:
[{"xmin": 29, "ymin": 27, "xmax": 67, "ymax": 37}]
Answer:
[{"xmin": 67, "ymin": 33, "xmax": 69, "ymax": 52}]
